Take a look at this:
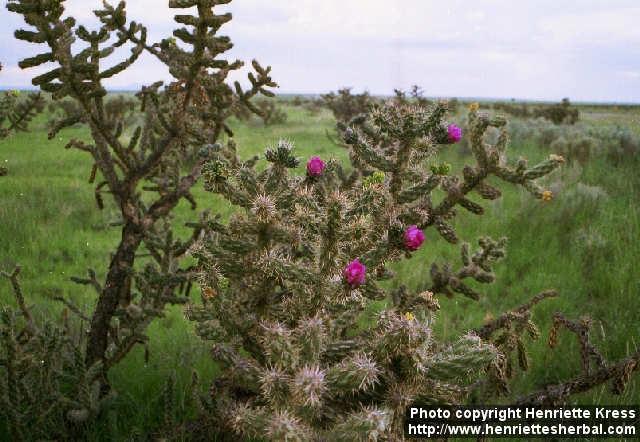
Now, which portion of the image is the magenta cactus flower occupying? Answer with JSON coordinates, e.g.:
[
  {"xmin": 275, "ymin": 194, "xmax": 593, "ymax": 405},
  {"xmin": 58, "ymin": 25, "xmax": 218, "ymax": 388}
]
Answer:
[
  {"xmin": 306, "ymin": 156, "xmax": 326, "ymax": 177},
  {"xmin": 447, "ymin": 124, "xmax": 462, "ymax": 143},
  {"xmin": 343, "ymin": 258, "xmax": 366, "ymax": 288},
  {"xmin": 403, "ymin": 225, "xmax": 425, "ymax": 251}
]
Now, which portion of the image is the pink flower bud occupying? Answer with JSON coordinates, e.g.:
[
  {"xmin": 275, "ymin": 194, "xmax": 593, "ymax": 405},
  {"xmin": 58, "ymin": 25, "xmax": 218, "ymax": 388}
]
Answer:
[
  {"xmin": 306, "ymin": 156, "xmax": 326, "ymax": 177},
  {"xmin": 447, "ymin": 124, "xmax": 462, "ymax": 143},
  {"xmin": 403, "ymin": 225, "xmax": 425, "ymax": 251},
  {"xmin": 343, "ymin": 258, "xmax": 366, "ymax": 288}
]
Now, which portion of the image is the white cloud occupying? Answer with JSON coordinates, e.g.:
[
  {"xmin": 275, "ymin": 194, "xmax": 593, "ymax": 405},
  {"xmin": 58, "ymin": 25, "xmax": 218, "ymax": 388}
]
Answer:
[
  {"xmin": 0, "ymin": 0, "xmax": 639, "ymax": 102},
  {"xmin": 538, "ymin": 7, "xmax": 640, "ymax": 45},
  {"xmin": 620, "ymin": 71, "xmax": 640, "ymax": 80}
]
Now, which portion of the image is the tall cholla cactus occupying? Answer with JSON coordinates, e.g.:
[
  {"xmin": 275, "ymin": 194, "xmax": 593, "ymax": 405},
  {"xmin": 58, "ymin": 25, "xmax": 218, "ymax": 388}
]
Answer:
[
  {"xmin": 185, "ymin": 102, "xmax": 565, "ymax": 439},
  {"xmin": 7, "ymin": 0, "xmax": 276, "ymax": 381}
]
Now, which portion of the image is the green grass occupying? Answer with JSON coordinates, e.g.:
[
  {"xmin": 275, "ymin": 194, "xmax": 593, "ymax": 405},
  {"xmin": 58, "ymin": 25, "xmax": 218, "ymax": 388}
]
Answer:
[{"xmin": 1, "ymin": 103, "xmax": 639, "ymax": 439}]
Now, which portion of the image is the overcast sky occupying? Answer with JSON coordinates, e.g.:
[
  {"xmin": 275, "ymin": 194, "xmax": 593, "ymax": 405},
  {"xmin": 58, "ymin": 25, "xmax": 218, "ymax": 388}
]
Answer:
[{"xmin": 1, "ymin": 0, "xmax": 639, "ymax": 102}]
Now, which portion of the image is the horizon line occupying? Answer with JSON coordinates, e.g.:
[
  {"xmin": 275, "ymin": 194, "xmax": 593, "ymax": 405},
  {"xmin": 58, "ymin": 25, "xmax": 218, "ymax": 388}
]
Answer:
[{"xmin": 0, "ymin": 86, "xmax": 638, "ymax": 106}]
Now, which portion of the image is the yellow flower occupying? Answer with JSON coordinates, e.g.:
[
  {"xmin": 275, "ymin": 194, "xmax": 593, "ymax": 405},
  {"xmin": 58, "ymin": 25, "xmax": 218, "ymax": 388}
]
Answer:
[
  {"xmin": 202, "ymin": 286, "xmax": 217, "ymax": 299},
  {"xmin": 404, "ymin": 312, "xmax": 415, "ymax": 321},
  {"xmin": 468, "ymin": 102, "xmax": 480, "ymax": 112},
  {"xmin": 542, "ymin": 190, "xmax": 553, "ymax": 202}
]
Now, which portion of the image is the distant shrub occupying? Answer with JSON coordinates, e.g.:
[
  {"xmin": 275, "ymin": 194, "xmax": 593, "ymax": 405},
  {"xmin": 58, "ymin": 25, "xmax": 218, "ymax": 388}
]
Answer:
[
  {"xmin": 392, "ymin": 85, "xmax": 432, "ymax": 107},
  {"xmin": 322, "ymin": 87, "xmax": 374, "ymax": 123},
  {"xmin": 493, "ymin": 100, "xmax": 531, "ymax": 118},
  {"xmin": 573, "ymin": 226, "xmax": 611, "ymax": 281},
  {"xmin": 303, "ymin": 98, "xmax": 325, "ymax": 116},
  {"xmin": 549, "ymin": 135, "xmax": 595, "ymax": 165},
  {"xmin": 586, "ymin": 125, "xmax": 640, "ymax": 165},
  {"xmin": 534, "ymin": 98, "xmax": 580, "ymax": 125},
  {"xmin": 562, "ymin": 182, "xmax": 609, "ymax": 215},
  {"xmin": 509, "ymin": 118, "xmax": 639, "ymax": 166},
  {"xmin": 538, "ymin": 124, "xmax": 564, "ymax": 146},
  {"xmin": 256, "ymin": 98, "xmax": 288, "ymax": 126}
]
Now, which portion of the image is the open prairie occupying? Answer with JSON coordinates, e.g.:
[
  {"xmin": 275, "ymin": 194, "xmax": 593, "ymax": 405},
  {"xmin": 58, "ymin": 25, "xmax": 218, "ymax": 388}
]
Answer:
[{"xmin": 1, "ymin": 100, "xmax": 639, "ymax": 438}]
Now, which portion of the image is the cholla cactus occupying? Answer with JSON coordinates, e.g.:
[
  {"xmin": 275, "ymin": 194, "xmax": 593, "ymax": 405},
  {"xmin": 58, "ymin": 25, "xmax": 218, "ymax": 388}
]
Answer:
[
  {"xmin": 185, "ymin": 102, "xmax": 568, "ymax": 438},
  {"xmin": 0, "ymin": 267, "xmax": 114, "ymax": 440},
  {"xmin": 0, "ymin": 62, "xmax": 45, "ymax": 139},
  {"xmin": 232, "ymin": 96, "xmax": 287, "ymax": 126},
  {"xmin": 0, "ymin": 89, "xmax": 44, "ymax": 141},
  {"xmin": 256, "ymin": 98, "xmax": 288, "ymax": 126},
  {"xmin": 47, "ymin": 95, "xmax": 138, "ymax": 136},
  {"xmin": 392, "ymin": 85, "xmax": 432, "ymax": 108},
  {"xmin": 0, "ymin": 63, "xmax": 45, "ymax": 176},
  {"xmin": 7, "ymin": 0, "xmax": 276, "ymax": 383},
  {"xmin": 534, "ymin": 98, "xmax": 580, "ymax": 124},
  {"xmin": 322, "ymin": 87, "xmax": 375, "ymax": 124}
]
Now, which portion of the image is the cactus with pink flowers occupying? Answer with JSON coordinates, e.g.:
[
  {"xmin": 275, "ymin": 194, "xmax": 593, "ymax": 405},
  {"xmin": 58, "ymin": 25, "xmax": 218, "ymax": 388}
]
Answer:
[{"xmin": 184, "ymin": 102, "xmax": 573, "ymax": 438}]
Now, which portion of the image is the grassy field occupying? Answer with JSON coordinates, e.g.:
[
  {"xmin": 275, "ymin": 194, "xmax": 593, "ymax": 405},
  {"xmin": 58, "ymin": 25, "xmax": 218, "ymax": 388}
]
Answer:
[{"xmin": 1, "ymin": 102, "xmax": 639, "ymax": 439}]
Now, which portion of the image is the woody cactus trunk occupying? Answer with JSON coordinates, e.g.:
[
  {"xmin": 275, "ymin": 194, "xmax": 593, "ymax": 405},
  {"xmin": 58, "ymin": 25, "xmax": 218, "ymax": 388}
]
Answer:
[
  {"xmin": 7, "ymin": 0, "xmax": 275, "ymax": 378},
  {"xmin": 184, "ymin": 103, "xmax": 568, "ymax": 438}
]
